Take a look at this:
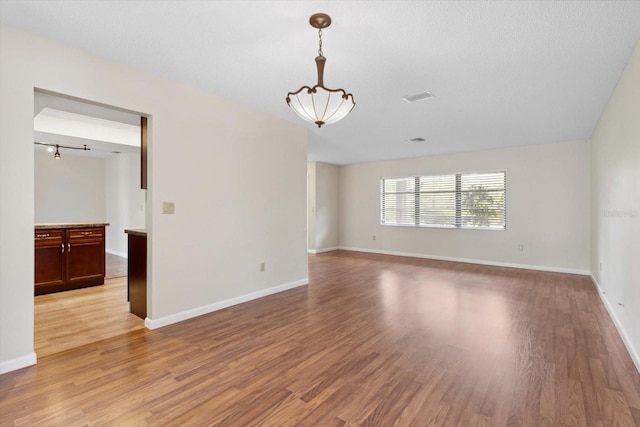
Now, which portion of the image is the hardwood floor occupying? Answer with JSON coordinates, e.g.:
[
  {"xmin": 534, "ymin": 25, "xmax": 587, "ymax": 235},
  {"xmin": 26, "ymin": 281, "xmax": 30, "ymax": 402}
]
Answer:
[
  {"xmin": 34, "ymin": 277, "xmax": 144, "ymax": 358},
  {"xmin": 2, "ymin": 251, "xmax": 639, "ymax": 426},
  {"xmin": 105, "ymin": 252, "xmax": 128, "ymax": 279}
]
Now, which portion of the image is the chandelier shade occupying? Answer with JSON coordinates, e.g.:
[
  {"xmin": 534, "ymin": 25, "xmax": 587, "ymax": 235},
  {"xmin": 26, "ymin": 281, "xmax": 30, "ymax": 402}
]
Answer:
[{"xmin": 286, "ymin": 14, "xmax": 355, "ymax": 128}]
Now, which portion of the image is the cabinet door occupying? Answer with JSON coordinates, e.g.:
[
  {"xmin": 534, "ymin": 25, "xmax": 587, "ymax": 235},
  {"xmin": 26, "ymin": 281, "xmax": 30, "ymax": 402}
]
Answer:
[
  {"xmin": 127, "ymin": 233, "xmax": 147, "ymax": 319},
  {"xmin": 67, "ymin": 228, "xmax": 105, "ymax": 287},
  {"xmin": 34, "ymin": 230, "xmax": 65, "ymax": 293}
]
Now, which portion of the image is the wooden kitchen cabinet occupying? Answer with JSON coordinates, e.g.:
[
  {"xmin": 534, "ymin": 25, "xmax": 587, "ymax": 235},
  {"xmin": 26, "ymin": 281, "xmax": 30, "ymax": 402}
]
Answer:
[
  {"xmin": 125, "ymin": 229, "xmax": 147, "ymax": 319},
  {"xmin": 35, "ymin": 224, "xmax": 107, "ymax": 295},
  {"xmin": 34, "ymin": 229, "xmax": 65, "ymax": 289}
]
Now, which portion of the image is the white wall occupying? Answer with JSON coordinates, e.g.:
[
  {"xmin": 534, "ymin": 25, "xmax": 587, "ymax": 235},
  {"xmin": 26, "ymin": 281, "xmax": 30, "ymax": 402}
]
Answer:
[
  {"xmin": 339, "ymin": 140, "xmax": 591, "ymax": 273},
  {"xmin": 307, "ymin": 162, "xmax": 316, "ymax": 251},
  {"xmin": 34, "ymin": 148, "xmax": 143, "ymax": 256},
  {"xmin": 307, "ymin": 161, "xmax": 339, "ymax": 252},
  {"xmin": 34, "ymin": 150, "xmax": 106, "ymax": 223},
  {"xmin": 105, "ymin": 151, "xmax": 145, "ymax": 257},
  {"xmin": 590, "ymin": 41, "xmax": 640, "ymax": 371},
  {"xmin": 0, "ymin": 24, "xmax": 308, "ymax": 373}
]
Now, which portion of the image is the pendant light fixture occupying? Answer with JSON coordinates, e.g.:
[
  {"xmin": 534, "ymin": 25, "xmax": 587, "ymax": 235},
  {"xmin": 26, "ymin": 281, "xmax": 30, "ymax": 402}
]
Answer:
[{"xmin": 286, "ymin": 13, "xmax": 355, "ymax": 128}]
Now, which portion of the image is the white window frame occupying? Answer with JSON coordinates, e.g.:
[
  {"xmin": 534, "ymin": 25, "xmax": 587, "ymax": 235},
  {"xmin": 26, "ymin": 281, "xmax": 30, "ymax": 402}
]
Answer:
[{"xmin": 380, "ymin": 171, "xmax": 506, "ymax": 230}]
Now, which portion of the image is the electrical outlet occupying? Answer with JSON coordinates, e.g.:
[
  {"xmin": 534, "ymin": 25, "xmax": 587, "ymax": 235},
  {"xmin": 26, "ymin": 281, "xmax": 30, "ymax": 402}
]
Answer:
[
  {"xmin": 260, "ymin": 262, "xmax": 265, "ymax": 272},
  {"xmin": 517, "ymin": 244, "xmax": 524, "ymax": 252}
]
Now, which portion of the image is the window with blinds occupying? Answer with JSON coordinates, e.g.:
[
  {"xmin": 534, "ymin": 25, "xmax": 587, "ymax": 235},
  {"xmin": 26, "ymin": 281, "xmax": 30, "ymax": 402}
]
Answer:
[{"xmin": 381, "ymin": 171, "xmax": 506, "ymax": 230}]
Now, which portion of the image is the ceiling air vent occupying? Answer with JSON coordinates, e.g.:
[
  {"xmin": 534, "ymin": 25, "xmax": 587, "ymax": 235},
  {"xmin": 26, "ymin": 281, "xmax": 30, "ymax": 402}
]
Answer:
[
  {"xmin": 409, "ymin": 137, "xmax": 426, "ymax": 143},
  {"xmin": 402, "ymin": 90, "xmax": 433, "ymax": 103}
]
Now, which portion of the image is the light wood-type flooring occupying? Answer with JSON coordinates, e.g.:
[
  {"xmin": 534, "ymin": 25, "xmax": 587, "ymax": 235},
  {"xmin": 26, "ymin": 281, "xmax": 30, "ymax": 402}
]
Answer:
[
  {"xmin": 105, "ymin": 252, "xmax": 128, "ymax": 279},
  {"xmin": 33, "ymin": 277, "xmax": 144, "ymax": 359},
  {"xmin": 2, "ymin": 251, "xmax": 639, "ymax": 426}
]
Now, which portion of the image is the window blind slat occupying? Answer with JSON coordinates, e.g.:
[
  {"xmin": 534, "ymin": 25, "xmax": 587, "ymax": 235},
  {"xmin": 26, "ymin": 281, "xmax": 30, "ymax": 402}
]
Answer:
[{"xmin": 381, "ymin": 172, "xmax": 506, "ymax": 230}]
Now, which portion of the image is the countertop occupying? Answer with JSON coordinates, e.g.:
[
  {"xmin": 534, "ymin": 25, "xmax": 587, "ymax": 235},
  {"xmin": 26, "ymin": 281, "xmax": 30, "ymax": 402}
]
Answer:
[
  {"xmin": 35, "ymin": 223, "xmax": 109, "ymax": 229},
  {"xmin": 125, "ymin": 229, "xmax": 147, "ymax": 237}
]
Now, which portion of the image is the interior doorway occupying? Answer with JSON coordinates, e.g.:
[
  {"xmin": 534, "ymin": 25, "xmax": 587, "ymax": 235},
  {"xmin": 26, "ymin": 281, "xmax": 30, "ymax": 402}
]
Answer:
[
  {"xmin": 33, "ymin": 90, "xmax": 147, "ymax": 358},
  {"xmin": 106, "ymin": 253, "xmax": 128, "ymax": 278}
]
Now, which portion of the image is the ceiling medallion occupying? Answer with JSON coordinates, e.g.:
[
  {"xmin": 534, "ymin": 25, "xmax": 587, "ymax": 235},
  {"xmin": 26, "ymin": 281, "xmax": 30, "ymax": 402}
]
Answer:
[{"xmin": 286, "ymin": 13, "xmax": 355, "ymax": 128}]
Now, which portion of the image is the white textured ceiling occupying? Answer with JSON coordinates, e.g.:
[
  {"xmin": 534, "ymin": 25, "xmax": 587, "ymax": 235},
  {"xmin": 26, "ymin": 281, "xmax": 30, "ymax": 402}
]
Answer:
[
  {"xmin": 33, "ymin": 91, "xmax": 141, "ymax": 158},
  {"xmin": 2, "ymin": 1, "xmax": 640, "ymax": 165}
]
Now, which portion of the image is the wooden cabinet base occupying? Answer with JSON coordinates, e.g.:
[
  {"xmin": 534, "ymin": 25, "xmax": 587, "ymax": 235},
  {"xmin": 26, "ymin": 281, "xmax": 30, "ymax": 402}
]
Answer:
[
  {"xmin": 35, "ymin": 225, "xmax": 107, "ymax": 296},
  {"xmin": 126, "ymin": 231, "xmax": 147, "ymax": 319},
  {"xmin": 35, "ymin": 280, "xmax": 104, "ymax": 296}
]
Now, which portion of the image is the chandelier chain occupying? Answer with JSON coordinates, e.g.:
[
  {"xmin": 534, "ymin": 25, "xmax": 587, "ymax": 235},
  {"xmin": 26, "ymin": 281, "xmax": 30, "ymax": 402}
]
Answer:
[{"xmin": 318, "ymin": 29, "xmax": 323, "ymax": 57}]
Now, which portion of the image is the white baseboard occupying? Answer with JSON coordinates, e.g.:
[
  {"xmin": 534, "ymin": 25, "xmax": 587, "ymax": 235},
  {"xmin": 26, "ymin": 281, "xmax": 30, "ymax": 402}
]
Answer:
[
  {"xmin": 590, "ymin": 275, "xmax": 640, "ymax": 374},
  {"xmin": 308, "ymin": 246, "xmax": 340, "ymax": 254},
  {"xmin": 0, "ymin": 351, "xmax": 37, "ymax": 374},
  {"xmin": 145, "ymin": 278, "xmax": 309, "ymax": 330},
  {"xmin": 106, "ymin": 249, "xmax": 127, "ymax": 258},
  {"xmin": 338, "ymin": 247, "xmax": 590, "ymax": 276}
]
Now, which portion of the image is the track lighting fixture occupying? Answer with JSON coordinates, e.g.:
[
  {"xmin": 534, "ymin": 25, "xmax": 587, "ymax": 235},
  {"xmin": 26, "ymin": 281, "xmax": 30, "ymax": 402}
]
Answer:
[{"xmin": 35, "ymin": 142, "xmax": 90, "ymax": 159}]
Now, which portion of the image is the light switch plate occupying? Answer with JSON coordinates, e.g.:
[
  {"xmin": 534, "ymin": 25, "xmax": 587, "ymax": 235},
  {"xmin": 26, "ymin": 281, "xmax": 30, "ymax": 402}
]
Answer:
[{"xmin": 162, "ymin": 202, "xmax": 175, "ymax": 214}]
